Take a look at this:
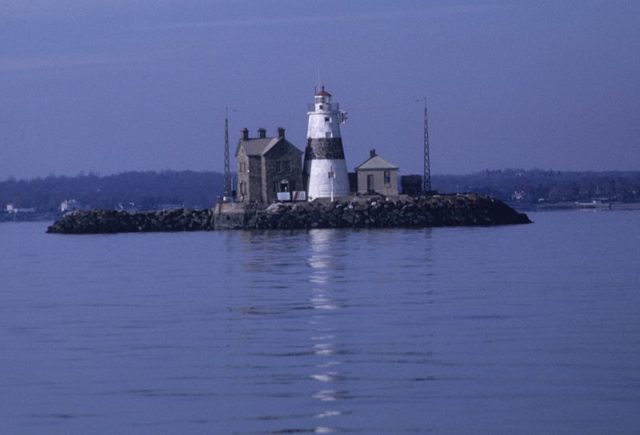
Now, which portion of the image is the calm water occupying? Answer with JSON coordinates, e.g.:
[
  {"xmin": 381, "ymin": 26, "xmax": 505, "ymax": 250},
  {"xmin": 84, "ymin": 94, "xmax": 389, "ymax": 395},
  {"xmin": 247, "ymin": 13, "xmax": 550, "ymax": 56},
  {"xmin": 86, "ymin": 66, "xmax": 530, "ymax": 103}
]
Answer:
[{"xmin": 1, "ymin": 211, "xmax": 639, "ymax": 434}]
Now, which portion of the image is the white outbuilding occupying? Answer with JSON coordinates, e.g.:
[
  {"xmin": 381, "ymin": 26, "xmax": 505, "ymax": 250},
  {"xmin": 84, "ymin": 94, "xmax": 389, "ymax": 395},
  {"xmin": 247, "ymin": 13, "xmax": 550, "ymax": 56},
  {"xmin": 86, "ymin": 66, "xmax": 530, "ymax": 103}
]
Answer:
[{"xmin": 355, "ymin": 149, "xmax": 399, "ymax": 196}]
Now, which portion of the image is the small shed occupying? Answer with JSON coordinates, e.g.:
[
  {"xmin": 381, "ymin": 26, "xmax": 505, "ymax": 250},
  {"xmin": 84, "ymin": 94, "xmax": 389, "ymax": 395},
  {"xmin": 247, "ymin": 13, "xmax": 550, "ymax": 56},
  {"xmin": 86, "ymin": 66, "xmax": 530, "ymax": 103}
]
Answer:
[{"xmin": 355, "ymin": 149, "xmax": 399, "ymax": 196}]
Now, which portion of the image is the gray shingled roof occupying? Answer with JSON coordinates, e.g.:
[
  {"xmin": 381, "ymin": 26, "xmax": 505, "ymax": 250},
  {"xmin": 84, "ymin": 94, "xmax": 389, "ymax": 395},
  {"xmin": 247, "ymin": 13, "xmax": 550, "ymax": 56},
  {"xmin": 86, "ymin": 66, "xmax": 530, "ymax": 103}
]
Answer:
[
  {"xmin": 355, "ymin": 154, "xmax": 398, "ymax": 170},
  {"xmin": 236, "ymin": 138, "xmax": 276, "ymax": 157},
  {"xmin": 236, "ymin": 137, "xmax": 303, "ymax": 157}
]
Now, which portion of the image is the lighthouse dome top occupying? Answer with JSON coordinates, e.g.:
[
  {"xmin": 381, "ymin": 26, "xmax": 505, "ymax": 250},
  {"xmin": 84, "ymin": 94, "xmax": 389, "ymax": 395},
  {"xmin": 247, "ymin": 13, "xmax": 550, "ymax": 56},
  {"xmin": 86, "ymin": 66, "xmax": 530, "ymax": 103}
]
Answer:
[{"xmin": 315, "ymin": 86, "xmax": 332, "ymax": 97}]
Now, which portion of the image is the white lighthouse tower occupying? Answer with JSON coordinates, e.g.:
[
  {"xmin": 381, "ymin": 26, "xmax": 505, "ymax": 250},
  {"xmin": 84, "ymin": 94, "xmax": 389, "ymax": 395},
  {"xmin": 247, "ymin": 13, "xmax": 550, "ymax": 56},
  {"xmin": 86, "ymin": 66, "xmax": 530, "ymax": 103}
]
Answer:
[{"xmin": 304, "ymin": 86, "xmax": 350, "ymax": 200}]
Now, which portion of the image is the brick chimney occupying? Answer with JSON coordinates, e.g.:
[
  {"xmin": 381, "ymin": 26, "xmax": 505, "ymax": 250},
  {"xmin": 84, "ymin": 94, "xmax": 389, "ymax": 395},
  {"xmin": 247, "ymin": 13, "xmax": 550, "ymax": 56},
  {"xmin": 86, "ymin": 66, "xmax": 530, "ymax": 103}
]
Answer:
[
  {"xmin": 277, "ymin": 127, "xmax": 285, "ymax": 139},
  {"xmin": 241, "ymin": 128, "xmax": 249, "ymax": 140},
  {"xmin": 370, "ymin": 148, "xmax": 376, "ymax": 158},
  {"xmin": 258, "ymin": 128, "xmax": 266, "ymax": 139}
]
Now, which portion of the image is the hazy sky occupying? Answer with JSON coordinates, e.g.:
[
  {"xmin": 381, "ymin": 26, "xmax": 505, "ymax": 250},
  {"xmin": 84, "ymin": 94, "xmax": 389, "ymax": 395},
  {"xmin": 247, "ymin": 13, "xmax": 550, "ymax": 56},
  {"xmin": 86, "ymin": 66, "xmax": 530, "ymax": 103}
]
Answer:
[{"xmin": 1, "ymin": 0, "xmax": 638, "ymax": 180}]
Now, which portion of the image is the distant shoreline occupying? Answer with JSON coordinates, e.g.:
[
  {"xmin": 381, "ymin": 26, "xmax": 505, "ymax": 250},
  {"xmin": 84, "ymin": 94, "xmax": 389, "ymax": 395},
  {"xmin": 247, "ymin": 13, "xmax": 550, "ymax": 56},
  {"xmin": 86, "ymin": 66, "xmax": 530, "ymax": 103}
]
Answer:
[{"xmin": 511, "ymin": 202, "xmax": 640, "ymax": 212}]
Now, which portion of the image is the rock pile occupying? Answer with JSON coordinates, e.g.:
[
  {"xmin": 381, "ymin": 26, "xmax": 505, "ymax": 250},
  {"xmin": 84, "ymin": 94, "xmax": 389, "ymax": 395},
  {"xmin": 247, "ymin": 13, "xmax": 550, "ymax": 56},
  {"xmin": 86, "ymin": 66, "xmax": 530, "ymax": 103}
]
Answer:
[
  {"xmin": 47, "ymin": 209, "xmax": 214, "ymax": 234},
  {"xmin": 46, "ymin": 194, "xmax": 531, "ymax": 234},
  {"xmin": 249, "ymin": 194, "xmax": 531, "ymax": 229}
]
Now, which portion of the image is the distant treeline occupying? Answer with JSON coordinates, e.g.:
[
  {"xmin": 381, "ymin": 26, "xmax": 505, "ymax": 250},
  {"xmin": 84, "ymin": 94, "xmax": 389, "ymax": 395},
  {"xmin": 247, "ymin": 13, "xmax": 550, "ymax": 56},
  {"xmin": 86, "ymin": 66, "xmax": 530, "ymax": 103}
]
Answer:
[
  {"xmin": 0, "ymin": 171, "xmax": 224, "ymax": 212},
  {"xmin": 1, "ymin": 169, "xmax": 639, "ymax": 212},
  {"xmin": 432, "ymin": 169, "xmax": 640, "ymax": 205}
]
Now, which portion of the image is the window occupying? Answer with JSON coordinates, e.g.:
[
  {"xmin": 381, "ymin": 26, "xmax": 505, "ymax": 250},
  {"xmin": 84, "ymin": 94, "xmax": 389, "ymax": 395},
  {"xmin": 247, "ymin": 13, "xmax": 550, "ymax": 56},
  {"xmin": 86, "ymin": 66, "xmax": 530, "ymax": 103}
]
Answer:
[
  {"xmin": 319, "ymin": 104, "xmax": 324, "ymax": 110},
  {"xmin": 275, "ymin": 161, "xmax": 281, "ymax": 173},
  {"xmin": 324, "ymin": 116, "xmax": 330, "ymax": 122},
  {"xmin": 384, "ymin": 170, "xmax": 391, "ymax": 184},
  {"xmin": 282, "ymin": 160, "xmax": 291, "ymax": 172}
]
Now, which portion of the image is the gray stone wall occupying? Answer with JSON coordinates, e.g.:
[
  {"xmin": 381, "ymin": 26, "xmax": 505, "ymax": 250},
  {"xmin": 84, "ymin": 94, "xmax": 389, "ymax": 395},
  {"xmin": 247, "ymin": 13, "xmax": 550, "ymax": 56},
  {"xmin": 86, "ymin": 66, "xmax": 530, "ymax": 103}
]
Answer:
[
  {"xmin": 236, "ymin": 149, "xmax": 250, "ymax": 202},
  {"xmin": 248, "ymin": 156, "xmax": 262, "ymax": 202},
  {"xmin": 264, "ymin": 147, "xmax": 303, "ymax": 203}
]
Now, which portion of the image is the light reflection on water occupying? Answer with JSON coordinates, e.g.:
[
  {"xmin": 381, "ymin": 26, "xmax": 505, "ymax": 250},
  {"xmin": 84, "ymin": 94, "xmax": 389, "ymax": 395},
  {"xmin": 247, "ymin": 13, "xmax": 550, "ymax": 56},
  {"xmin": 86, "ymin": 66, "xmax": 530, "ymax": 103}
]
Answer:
[
  {"xmin": 308, "ymin": 230, "xmax": 345, "ymax": 432},
  {"xmin": 1, "ymin": 212, "xmax": 640, "ymax": 434}
]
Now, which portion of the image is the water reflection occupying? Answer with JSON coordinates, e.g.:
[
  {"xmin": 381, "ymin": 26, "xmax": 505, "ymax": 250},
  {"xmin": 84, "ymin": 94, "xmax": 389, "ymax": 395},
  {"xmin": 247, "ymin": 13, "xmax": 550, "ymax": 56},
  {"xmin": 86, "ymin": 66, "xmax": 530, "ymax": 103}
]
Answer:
[{"xmin": 307, "ymin": 229, "xmax": 348, "ymax": 431}]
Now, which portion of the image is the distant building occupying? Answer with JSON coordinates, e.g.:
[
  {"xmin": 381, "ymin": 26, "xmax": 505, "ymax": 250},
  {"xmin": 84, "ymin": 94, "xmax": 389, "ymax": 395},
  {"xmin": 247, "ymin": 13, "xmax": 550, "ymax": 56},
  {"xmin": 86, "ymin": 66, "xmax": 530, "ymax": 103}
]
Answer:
[
  {"xmin": 355, "ymin": 149, "xmax": 399, "ymax": 196},
  {"xmin": 117, "ymin": 202, "xmax": 140, "ymax": 212},
  {"xmin": 59, "ymin": 199, "xmax": 80, "ymax": 213},
  {"xmin": 5, "ymin": 204, "xmax": 36, "ymax": 214},
  {"xmin": 236, "ymin": 127, "xmax": 303, "ymax": 203}
]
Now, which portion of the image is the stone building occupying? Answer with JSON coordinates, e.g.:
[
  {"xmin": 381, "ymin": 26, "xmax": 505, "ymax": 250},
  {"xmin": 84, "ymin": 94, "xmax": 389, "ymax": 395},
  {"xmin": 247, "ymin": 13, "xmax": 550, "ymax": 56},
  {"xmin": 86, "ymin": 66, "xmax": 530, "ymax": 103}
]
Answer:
[
  {"xmin": 355, "ymin": 149, "xmax": 399, "ymax": 196},
  {"xmin": 235, "ymin": 127, "xmax": 303, "ymax": 203}
]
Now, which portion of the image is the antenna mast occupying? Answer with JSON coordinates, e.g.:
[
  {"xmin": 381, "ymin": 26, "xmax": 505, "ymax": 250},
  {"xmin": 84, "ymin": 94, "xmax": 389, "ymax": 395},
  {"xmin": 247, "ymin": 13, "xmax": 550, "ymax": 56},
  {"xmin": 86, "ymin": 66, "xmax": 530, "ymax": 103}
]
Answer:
[
  {"xmin": 223, "ymin": 107, "xmax": 231, "ymax": 197},
  {"xmin": 423, "ymin": 97, "xmax": 432, "ymax": 193}
]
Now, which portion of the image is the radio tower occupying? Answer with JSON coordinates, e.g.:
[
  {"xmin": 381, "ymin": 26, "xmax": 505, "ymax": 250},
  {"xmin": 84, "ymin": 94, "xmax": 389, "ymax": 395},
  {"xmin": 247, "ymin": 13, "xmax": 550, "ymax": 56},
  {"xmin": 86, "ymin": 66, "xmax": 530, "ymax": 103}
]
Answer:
[
  {"xmin": 223, "ymin": 107, "xmax": 231, "ymax": 197},
  {"xmin": 423, "ymin": 97, "xmax": 432, "ymax": 194}
]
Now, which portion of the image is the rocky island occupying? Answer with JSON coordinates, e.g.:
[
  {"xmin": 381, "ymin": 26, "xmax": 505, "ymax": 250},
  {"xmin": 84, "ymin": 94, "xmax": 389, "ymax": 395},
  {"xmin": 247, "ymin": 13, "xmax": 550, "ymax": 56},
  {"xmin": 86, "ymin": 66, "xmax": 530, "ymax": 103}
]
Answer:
[{"xmin": 46, "ymin": 194, "xmax": 531, "ymax": 234}]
